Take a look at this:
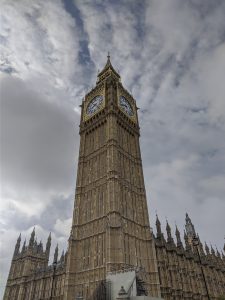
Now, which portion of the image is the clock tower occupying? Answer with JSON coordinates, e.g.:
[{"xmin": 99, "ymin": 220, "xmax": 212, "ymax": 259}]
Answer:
[{"xmin": 64, "ymin": 56, "xmax": 161, "ymax": 300}]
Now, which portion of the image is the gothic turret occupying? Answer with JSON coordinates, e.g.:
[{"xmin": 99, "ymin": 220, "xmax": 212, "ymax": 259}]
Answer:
[
  {"xmin": 45, "ymin": 232, "xmax": 51, "ymax": 260},
  {"xmin": 29, "ymin": 227, "xmax": 35, "ymax": 247},
  {"xmin": 60, "ymin": 250, "xmax": 65, "ymax": 264},
  {"xmin": 205, "ymin": 242, "xmax": 210, "ymax": 255},
  {"xmin": 34, "ymin": 238, "xmax": 38, "ymax": 253},
  {"xmin": 53, "ymin": 244, "xmax": 58, "ymax": 264},
  {"xmin": 197, "ymin": 240, "xmax": 206, "ymax": 260},
  {"xmin": 211, "ymin": 245, "xmax": 216, "ymax": 256},
  {"xmin": 184, "ymin": 230, "xmax": 192, "ymax": 252},
  {"xmin": 13, "ymin": 233, "xmax": 21, "ymax": 257},
  {"xmin": 175, "ymin": 225, "xmax": 183, "ymax": 249},
  {"xmin": 21, "ymin": 239, "xmax": 26, "ymax": 253},
  {"xmin": 166, "ymin": 221, "xmax": 175, "ymax": 246},
  {"xmin": 185, "ymin": 213, "xmax": 196, "ymax": 239},
  {"xmin": 156, "ymin": 215, "xmax": 162, "ymax": 238},
  {"xmin": 155, "ymin": 215, "xmax": 165, "ymax": 246},
  {"xmin": 37, "ymin": 241, "xmax": 43, "ymax": 254}
]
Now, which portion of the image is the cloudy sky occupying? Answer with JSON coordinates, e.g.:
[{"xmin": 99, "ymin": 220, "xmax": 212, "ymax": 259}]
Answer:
[{"xmin": 1, "ymin": 0, "xmax": 225, "ymax": 295}]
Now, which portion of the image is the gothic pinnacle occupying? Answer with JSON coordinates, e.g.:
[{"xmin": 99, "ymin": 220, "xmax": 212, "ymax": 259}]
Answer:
[
  {"xmin": 166, "ymin": 220, "xmax": 172, "ymax": 240},
  {"xmin": 22, "ymin": 239, "xmax": 26, "ymax": 252},
  {"xmin": 17, "ymin": 233, "xmax": 21, "ymax": 242},
  {"xmin": 14, "ymin": 233, "xmax": 21, "ymax": 256},
  {"xmin": 45, "ymin": 232, "xmax": 51, "ymax": 260},
  {"xmin": 60, "ymin": 250, "xmax": 65, "ymax": 263},
  {"xmin": 184, "ymin": 230, "xmax": 191, "ymax": 251},
  {"xmin": 38, "ymin": 241, "xmax": 43, "ymax": 253},
  {"xmin": 211, "ymin": 245, "xmax": 216, "ymax": 256},
  {"xmin": 205, "ymin": 242, "xmax": 210, "ymax": 255},
  {"xmin": 46, "ymin": 233, "xmax": 51, "ymax": 248},
  {"xmin": 185, "ymin": 213, "xmax": 196, "ymax": 238},
  {"xmin": 175, "ymin": 225, "xmax": 183, "ymax": 248},
  {"xmin": 53, "ymin": 244, "xmax": 58, "ymax": 264},
  {"xmin": 165, "ymin": 221, "xmax": 175, "ymax": 247},
  {"xmin": 216, "ymin": 247, "xmax": 221, "ymax": 259},
  {"xmin": 156, "ymin": 214, "xmax": 162, "ymax": 237},
  {"xmin": 29, "ymin": 227, "xmax": 35, "ymax": 247}
]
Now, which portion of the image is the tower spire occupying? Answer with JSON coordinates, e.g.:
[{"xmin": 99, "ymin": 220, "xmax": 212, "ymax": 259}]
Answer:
[{"xmin": 97, "ymin": 53, "xmax": 120, "ymax": 83}]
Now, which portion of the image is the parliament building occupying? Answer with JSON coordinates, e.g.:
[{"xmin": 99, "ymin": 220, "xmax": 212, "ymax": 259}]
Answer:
[{"xmin": 3, "ymin": 57, "xmax": 225, "ymax": 300}]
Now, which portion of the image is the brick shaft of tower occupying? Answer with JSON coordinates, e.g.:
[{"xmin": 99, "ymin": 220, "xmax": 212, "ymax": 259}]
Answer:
[{"xmin": 64, "ymin": 57, "xmax": 161, "ymax": 300}]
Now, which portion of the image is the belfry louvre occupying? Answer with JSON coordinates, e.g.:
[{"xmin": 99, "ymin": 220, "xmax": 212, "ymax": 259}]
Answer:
[{"xmin": 3, "ymin": 57, "xmax": 225, "ymax": 300}]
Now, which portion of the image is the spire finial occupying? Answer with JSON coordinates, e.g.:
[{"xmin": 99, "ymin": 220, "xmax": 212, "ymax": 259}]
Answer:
[{"xmin": 107, "ymin": 52, "xmax": 110, "ymax": 60}]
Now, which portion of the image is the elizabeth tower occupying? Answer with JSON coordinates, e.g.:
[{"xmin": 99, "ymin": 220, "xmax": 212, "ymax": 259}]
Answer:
[{"xmin": 64, "ymin": 57, "xmax": 161, "ymax": 299}]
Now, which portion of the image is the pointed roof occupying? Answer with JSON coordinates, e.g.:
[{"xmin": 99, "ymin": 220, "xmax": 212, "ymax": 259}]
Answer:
[{"xmin": 97, "ymin": 53, "xmax": 120, "ymax": 80}]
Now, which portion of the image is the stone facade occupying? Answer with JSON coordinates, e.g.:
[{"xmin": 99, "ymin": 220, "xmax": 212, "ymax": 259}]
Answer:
[
  {"xmin": 3, "ymin": 230, "xmax": 66, "ymax": 300},
  {"xmin": 155, "ymin": 215, "xmax": 225, "ymax": 299},
  {"xmin": 3, "ymin": 57, "xmax": 225, "ymax": 300}
]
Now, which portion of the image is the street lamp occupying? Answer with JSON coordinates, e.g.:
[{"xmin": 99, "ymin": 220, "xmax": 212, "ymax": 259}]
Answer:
[{"xmin": 192, "ymin": 236, "xmax": 210, "ymax": 300}]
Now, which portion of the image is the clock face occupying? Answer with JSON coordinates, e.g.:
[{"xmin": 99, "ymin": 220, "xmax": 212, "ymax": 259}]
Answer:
[
  {"xmin": 119, "ymin": 96, "xmax": 134, "ymax": 116},
  {"xmin": 86, "ymin": 95, "xmax": 103, "ymax": 115}
]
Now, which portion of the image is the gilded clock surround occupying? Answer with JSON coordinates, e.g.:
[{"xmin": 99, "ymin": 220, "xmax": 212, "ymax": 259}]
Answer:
[
  {"xmin": 117, "ymin": 85, "xmax": 137, "ymax": 123},
  {"xmin": 83, "ymin": 83, "xmax": 105, "ymax": 121}
]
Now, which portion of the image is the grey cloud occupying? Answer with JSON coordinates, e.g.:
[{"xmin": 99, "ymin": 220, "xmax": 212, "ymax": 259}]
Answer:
[
  {"xmin": 1, "ymin": 75, "xmax": 79, "ymax": 192},
  {"xmin": 0, "ymin": 192, "xmax": 73, "ymax": 235}
]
